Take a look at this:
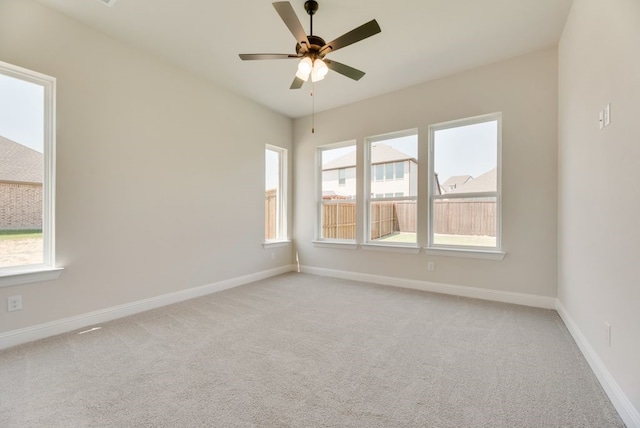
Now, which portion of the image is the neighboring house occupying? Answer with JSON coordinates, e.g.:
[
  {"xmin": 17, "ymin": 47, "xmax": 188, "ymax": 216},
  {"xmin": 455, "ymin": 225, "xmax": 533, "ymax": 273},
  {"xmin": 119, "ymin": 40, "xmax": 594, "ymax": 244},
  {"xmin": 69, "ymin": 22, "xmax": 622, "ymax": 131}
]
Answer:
[
  {"xmin": 441, "ymin": 168, "xmax": 497, "ymax": 194},
  {"xmin": 440, "ymin": 175, "xmax": 473, "ymax": 193},
  {"xmin": 0, "ymin": 135, "xmax": 43, "ymax": 230},
  {"xmin": 322, "ymin": 144, "xmax": 418, "ymax": 199}
]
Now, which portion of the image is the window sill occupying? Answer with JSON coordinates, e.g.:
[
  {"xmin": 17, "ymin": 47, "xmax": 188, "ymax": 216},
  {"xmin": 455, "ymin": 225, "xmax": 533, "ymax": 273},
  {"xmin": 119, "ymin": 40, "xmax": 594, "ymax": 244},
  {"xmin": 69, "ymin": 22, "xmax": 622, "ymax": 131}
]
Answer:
[
  {"xmin": 0, "ymin": 266, "xmax": 64, "ymax": 288},
  {"xmin": 262, "ymin": 240, "xmax": 291, "ymax": 249},
  {"xmin": 312, "ymin": 240, "xmax": 358, "ymax": 250},
  {"xmin": 424, "ymin": 247, "xmax": 506, "ymax": 260},
  {"xmin": 361, "ymin": 243, "xmax": 421, "ymax": 254}
]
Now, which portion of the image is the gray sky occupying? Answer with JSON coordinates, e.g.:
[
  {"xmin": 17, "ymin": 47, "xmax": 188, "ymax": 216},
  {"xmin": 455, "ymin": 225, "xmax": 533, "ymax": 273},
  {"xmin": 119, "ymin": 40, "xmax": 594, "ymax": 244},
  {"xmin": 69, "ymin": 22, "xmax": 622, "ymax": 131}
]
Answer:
[
  {"xmin": 0, "ymin": 73, "xmax": 44, "ymax": 153},
  {"xmin": 320, "ymin": 123, "xmax": 497, "ymax": 183}
]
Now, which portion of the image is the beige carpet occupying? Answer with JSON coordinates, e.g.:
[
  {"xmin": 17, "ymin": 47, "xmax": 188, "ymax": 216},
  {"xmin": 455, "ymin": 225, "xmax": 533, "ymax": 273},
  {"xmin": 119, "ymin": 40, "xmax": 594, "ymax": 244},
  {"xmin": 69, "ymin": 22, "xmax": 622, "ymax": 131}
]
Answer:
[{"xmin": 0, "ymin": 273, "xmax": 625, "ymax": 427}]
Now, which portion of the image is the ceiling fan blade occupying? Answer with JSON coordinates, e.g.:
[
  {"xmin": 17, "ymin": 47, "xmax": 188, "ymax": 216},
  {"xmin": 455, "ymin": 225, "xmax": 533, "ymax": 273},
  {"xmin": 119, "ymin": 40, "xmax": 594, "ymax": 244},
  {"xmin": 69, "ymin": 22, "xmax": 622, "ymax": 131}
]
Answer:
[
  {"xmin": 239, "ymin": 54, "xmax": 299, "ymax": 60},
  {"xmin": 273, "ymin": 2, "xmax": 310, "ymax": 51},
  {"xmin": 290, "ymin": 76, "xmax": 305, "ymax": 89},
  {"xmin": 320, "ymin": 19, "xmax": 381, "ymax": 55},
  {"xmin": 324, "ymin": 59, "xmax": 366, "ymax": 81}
]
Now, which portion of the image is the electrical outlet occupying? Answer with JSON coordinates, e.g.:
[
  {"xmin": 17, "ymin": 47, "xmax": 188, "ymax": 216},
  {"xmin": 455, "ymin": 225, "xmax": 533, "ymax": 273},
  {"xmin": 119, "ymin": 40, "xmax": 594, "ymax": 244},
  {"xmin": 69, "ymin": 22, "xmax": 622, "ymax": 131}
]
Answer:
[
  {"xmin": 427, "ymin": 261, "xmax": 435, "ymax": 272},
  {"xmin": 7, "ymin": 295, "xmax": 22, "ymax": 312},
  {"xmin": 270, "ymin": 252, "xmax": 275, "ymax": 261}
]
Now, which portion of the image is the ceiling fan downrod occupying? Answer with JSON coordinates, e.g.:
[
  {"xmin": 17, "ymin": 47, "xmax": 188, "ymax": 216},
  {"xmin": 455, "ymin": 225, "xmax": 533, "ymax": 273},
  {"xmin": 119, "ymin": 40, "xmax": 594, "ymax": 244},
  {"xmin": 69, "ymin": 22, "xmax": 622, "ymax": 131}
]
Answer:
[{"xmin": 304, "ymin": 0, "xmax": 318, "ymax": 35}]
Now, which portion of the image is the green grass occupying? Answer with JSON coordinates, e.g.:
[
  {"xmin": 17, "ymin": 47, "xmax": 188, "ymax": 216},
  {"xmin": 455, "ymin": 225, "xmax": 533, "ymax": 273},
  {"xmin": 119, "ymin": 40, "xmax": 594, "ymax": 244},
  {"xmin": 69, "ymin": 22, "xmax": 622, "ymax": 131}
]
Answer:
[
  {"xmin": 376, "ymin": 232, "xmax": 496, "ymax": 247},
  {"xmin": 377, "ymin": 232, "xmax": 417, "ymax": 243},
  {"xmin": 433, "ymin": 234, "xmax": 496, "ymax": 247},
  {"xmin": 0, "ymin": 230, "xmax": 42, "ymax": 240}
]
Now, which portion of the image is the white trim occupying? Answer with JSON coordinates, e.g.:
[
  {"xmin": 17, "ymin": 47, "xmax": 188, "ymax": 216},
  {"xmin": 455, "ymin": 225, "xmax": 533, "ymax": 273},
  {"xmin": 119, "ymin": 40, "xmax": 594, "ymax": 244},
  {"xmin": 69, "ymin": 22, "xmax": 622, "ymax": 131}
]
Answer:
[
  {"xmin": 556, "ymin": 300, "xmax": 640, "ymax": 428},
  {"xmin": 360, "ymin": 243, "xmax": 421, "ymax": 254},
  {"xmin": 300, "ymin": 265, "xmax": 555, "ymax": 309},
  {"xmin": 427, "ymin": 112, "xmax": 502, "ymax": 252},
  {"xmin": 316, "ymin": 140, "xmax": 357, "ymax": 241},
  {"xmin": 0, "ymin": 265, "xmax": 295, "ymax": 350},
  {"xmin": 265, "ymin": 145, "xmax": 288, "ymax": 242},
  {"xmin": 262, "ymin": 240, "xmax": 291, "ymax": 249},
  {"xmin": 312, "ymin": 240, "xmax": 358, "ymax": 250},
  {"xmin": 0, "ymin": 267, "xmax": 63, "ymax": 288},
  {"xmin": 0, "ymin": 60, "xmax": 59, "ymax": 274},
  {"xmin": 424, "ymin": 248, "xmax": 506, "ymax": 260},
  {"xmin": 364, "ymin": 130, "xmax": 418, "ymax": 246}
]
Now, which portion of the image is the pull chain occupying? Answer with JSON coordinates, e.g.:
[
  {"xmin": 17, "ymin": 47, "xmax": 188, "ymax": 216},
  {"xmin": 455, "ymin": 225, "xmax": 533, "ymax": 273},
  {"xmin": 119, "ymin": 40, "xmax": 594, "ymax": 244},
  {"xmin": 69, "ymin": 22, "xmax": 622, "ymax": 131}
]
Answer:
[{"xmin": 311, "ymin": 81, "xmax": 315, "ymax": 134}]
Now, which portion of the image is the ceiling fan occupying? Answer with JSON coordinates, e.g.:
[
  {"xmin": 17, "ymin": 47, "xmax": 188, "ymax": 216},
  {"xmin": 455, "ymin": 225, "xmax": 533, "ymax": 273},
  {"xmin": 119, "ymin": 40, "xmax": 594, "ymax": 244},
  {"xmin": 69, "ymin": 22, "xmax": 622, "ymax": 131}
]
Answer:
[{"xmin": 239, "ymin": 1, "xmax": 381, "ymax": 89}]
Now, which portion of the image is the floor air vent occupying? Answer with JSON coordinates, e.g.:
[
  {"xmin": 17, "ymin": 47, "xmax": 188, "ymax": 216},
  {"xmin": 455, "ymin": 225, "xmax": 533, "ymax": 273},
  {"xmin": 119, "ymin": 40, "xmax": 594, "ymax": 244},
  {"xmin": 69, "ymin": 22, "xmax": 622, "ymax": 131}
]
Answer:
[{"xmin": 98, "ymin": 0, "xmax": 118, "ymax": 6}]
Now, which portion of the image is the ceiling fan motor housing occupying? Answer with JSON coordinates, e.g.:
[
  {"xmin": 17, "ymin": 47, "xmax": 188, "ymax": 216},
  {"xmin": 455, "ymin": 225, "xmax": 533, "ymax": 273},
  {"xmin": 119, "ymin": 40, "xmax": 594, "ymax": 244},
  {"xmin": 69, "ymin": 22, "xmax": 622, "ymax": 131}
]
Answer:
[{"xmin": 296, "ymin": 35, "xmax": 327, "ymax": 58}]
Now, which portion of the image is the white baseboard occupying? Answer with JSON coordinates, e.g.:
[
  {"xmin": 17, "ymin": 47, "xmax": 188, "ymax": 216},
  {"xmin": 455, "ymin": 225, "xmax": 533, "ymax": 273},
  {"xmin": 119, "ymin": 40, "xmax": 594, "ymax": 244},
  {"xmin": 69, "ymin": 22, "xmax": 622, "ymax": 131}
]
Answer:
[
  {"xmin": 300, "ymin": 265, "xmax": 557, "ymax": 309},
  {"xmin": 0, "ymin": 264, "xmax": 296, "ymax": 350},
  {"xmin": 557, "ymin": 300, "xmax": 640, "ymax": 428}
]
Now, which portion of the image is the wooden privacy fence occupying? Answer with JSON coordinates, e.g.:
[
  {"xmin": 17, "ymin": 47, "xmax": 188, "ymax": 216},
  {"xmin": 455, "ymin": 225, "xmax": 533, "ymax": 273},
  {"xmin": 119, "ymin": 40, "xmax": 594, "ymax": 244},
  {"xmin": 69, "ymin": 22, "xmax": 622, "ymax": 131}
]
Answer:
[
  {"xmin": 322, "ymin": 201, "xmax": 417, "ymax": 240},
  {"xmin": 268, "ymin": 190, "xmax": 496, "ymax": 240},
  {"xmin": 320, "ymin": 199, "xmax": 496, "ymax": 239},
  {"xmin": 433, "ymin": 199, "xmax": 496, "ymax": 237},
  {"xmin": 321, "ymin": 200, "xmax": 357, "ymax": 239},
  {"xmin": 265, "ymin": 189, "xmax": 277, "ymax": 240}
]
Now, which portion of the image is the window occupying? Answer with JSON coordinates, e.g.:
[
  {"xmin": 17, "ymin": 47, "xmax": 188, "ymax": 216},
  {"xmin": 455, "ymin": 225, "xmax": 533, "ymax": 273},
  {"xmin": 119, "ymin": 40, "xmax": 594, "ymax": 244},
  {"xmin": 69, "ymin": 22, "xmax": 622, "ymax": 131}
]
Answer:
[
  {"xmin": 338, "ymin": 168, "xmax": 346, "ymax": 186},
  {"xmin": 0, "ymin": 61, "xmax": 57, "ymax": 281},
  {"xmin": 374, "ymin": 164, "xmax": 384, "ymax": 181},
  {"xmin": 429, "ymin": 113, "xmax": 501, "ymax": 250},
  {"xmin": 265, "ymin": 145, "xmax": 287, "ymax": 242},
  {"xmin": 385, "ymin": 163, "xmax": 394, "ymax": 180},
  {"xmin": 366, "ymin": 130, "xmax": 418, "ymax": 245},
  {"xmin": 318, "ymin": 142, "xmax": 356, "ymax": 241},
  {"xmin": 395, "ymin": 162, "xmax": 404, "ymax": 179}
]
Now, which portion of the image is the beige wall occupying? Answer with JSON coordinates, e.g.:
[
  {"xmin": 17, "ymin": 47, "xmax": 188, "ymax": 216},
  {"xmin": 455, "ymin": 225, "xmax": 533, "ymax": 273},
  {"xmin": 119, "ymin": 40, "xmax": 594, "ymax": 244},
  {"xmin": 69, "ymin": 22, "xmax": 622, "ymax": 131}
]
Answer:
[
  {"xmin": 294, "ymin": 48, "xmax": 558, "ymax": 297},
  {"xmin": 558, "ymin": 0, "xmax": 640, "ymax": 416},
  {"xmin": 0, "ymin": 0, "xmax": 292, "ymax": 333}
]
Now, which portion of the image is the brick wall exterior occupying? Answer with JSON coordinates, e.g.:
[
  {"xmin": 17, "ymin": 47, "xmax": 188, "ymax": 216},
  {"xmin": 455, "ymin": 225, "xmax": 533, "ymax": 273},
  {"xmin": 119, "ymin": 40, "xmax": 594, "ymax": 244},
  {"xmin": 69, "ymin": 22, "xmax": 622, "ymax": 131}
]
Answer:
[{"xmin": 0, "ymin": 182, "xmax": 43, "ymax": 230}]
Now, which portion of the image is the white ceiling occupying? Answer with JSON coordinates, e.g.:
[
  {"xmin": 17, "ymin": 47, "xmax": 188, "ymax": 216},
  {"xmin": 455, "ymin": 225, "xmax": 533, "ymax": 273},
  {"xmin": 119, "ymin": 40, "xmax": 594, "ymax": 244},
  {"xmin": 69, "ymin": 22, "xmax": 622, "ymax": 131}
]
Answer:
[{"xmin": 36, "ymin": 0, "xmax": 573, "ymax": 118}]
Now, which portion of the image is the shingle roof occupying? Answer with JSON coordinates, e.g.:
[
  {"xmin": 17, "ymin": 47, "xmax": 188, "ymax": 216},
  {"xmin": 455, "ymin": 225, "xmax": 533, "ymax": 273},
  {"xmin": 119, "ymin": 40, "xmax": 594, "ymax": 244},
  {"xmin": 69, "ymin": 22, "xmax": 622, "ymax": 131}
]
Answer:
[
  {"xmin": 322, "ymin": 143, "xmax": 416, "ymax": 171},
  {"xmin": 445, "ymin": 168, "xmax": 497, "ymax": 194},
  {"xmin": 0, "ymin": 135, "xmax": 43, "ymax": 184},
  {"xmin": 441, "ymin": 175, "xmax": 472, "ymax": 192}
]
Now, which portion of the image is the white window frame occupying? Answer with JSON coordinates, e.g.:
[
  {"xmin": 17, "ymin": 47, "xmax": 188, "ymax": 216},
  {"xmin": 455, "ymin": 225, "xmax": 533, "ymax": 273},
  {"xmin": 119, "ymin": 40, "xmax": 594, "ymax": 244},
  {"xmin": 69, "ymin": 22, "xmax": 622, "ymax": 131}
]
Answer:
[
  {"xmin": 264, "ymin": 144, "xmax": 288, "ymax": 245},
  {"xmin": 427, "ymin": 112, "xmax": 503, "ymax": 255},
  {"xmin": 0, "ymin": 61, "xmax": 62, "ymax": 287},
  {"xmin": 364, "ymin": 129, "xmax": 419, "ymax": 248},
  {"xmin": 315, "ymin": 141, "xmax": 357, "ymax": 245}
]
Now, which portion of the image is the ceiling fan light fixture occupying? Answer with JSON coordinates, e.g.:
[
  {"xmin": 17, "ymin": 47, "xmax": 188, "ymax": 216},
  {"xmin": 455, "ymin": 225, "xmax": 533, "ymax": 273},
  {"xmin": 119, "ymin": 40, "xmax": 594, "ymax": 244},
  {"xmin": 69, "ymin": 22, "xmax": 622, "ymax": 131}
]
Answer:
[
  {"xmin": 295, "ymin": 69, "xmax": 310, "ymax": 81},
  {"xmin": 311, "ymin": 58, "xmax": 328, "ymax": 82},
  {"xmin": 297, "ymin": 57, "xmax": 313, "ymax": 74}
]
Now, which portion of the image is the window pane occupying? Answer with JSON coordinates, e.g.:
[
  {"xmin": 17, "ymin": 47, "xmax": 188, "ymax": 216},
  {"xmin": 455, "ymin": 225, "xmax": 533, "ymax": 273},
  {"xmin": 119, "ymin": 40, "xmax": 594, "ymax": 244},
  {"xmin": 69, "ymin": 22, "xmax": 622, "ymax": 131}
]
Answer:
[
  {"xmin": 369, "ymin": 199, "xmax": 417, "ymax": 243},
  {"xmin": 432, "ymin": 196, "xmax": 497, "ymax": 247},
  {"xmin": 265, "ymin": 148, "xmax": 280, "ymax": 240},
  {"xmin": 0, "ymin": 73, "xmax": 44, "ymax": 268},
  {"xmin": 370, "ymin": 136, "xmax": 417, "ymax": 198},
  {"xmin": 431, "ymin": 117, "xmax": 499, "ymax": 249},
  {"xmin": 385, "ymin": 163, "xmax": 394, "ymax": 180},
  {"xmin": 375, "ymin": 164, "xmax": 384, "ymax": 181},
  {"xmin": 434, "ymin": 120, "xmax": 497, "ymax": 196},
  {"xmin": 367, "ymin": 133, "xmax": 418, "ymax": 244},
  {"xmin": 320, "ymin": 144, "xmax": 356, "ymax": 239},
  {"xmin": 395, "ymin": 162, "xmax": 404, "ymax": 179}
]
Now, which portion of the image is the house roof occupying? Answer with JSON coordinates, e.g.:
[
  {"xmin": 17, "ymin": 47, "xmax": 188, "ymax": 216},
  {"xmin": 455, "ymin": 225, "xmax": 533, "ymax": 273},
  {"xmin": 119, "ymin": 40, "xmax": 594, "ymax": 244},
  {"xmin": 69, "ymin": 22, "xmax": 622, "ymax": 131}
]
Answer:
[
  {"xmin": 445, "ymin": 168, "xmax": 497, "ymax": 194},
  {"xmin": 322, "ymin": 144, "xmax": 416, "ymax": 171},
  {"xmin": 441, "ymin": 175, "xmax": 473, "ymax": 192},
  {"xmin": 0, "ymin": 135, "xmax": 43, "ymax": 184}
]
